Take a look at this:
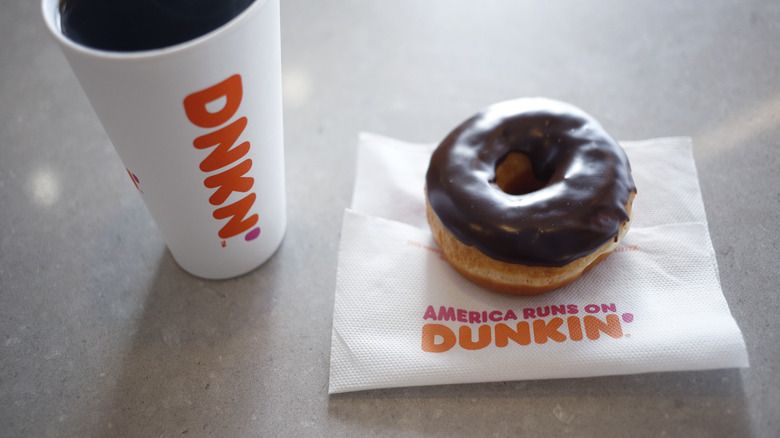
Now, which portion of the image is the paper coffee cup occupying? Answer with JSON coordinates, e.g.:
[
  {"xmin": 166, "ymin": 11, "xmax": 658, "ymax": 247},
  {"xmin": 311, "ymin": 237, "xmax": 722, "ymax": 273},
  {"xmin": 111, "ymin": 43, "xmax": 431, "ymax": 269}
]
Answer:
[{"xmin": 42, "ymin": 0, "xmax": 286, "ymax": 279}]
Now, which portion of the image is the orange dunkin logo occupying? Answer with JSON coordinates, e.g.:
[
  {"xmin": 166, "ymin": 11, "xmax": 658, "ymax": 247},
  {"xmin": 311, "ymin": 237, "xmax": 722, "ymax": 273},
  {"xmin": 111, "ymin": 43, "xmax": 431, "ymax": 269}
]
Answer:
[
  {"xmin": 421, "ymin": 304, "xmax": 634, "ymax": 353},
  {"xmin": 183, "ymin": 74, "xmax": 261, "ymax": 244}
]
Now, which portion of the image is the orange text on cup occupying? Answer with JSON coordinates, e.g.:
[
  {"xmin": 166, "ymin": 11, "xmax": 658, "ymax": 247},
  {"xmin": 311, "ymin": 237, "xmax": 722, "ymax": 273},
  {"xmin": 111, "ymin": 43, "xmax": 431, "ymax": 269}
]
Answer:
[{"xmin": 183, "ymin": 74, "xmax": 262, "ymax": 244}]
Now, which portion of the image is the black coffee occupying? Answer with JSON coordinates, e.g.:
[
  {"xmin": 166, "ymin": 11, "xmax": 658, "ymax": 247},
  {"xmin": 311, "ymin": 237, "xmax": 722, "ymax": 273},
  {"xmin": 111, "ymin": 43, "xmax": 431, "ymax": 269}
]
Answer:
[{"xmin": 59, "ymin": 0, "xmax": 256, "ymax": 52}]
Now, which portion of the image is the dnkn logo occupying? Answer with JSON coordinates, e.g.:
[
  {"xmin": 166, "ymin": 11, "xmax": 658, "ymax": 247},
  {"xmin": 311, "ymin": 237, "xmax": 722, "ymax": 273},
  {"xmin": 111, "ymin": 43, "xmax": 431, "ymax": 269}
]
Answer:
[{"xmin": 183, "ymin": 74, "xmax": 261, "ymax": 245}]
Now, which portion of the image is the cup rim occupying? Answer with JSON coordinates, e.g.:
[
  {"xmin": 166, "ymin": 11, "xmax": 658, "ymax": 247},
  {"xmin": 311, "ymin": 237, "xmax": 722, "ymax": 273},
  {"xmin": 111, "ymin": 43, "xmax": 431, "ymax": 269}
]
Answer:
[{"xmin": 41, "ymin": 0, "xmax": 269, "ymax": 60}]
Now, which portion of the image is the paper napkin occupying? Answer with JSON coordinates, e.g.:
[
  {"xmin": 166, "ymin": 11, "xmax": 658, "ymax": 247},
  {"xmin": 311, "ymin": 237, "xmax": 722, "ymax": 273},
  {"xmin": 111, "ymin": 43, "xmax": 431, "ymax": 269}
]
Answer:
[{"xmin": 328, "ymin": 133, "xmax": 748, "ymax": 394}]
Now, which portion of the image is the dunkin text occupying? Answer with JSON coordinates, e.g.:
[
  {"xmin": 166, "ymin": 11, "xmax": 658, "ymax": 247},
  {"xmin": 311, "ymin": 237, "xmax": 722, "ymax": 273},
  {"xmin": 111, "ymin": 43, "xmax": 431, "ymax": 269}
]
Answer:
[
  {"xmin": 422, "ymin": 304, "xmax": 634, "ymax": 353},
  {"xmin": 183, "ymin": 74, "xmax": 262, "ymax": 243}
]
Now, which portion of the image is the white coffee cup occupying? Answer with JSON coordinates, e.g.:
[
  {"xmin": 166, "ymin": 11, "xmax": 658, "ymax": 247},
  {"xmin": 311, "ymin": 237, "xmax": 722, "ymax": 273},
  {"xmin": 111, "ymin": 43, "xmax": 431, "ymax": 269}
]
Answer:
[{"xmin": 42, "ymin": 0, "xmax": 286, "ymax": 279}]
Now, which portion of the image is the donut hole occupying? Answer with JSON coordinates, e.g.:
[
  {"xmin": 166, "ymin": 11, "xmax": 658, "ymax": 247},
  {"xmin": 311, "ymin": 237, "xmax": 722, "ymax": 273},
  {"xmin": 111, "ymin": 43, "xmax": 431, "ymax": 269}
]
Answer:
[{"xmin": 493, "ymin": 152, "xmax": 548, "ymax": 195}]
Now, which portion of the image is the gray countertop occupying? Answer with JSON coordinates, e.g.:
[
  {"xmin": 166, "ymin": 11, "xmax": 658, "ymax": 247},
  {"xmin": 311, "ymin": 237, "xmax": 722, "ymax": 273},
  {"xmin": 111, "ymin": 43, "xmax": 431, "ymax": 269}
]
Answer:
[{"xmin": 2, "ymin": 0, "xmax": 778, "ymax": 437}]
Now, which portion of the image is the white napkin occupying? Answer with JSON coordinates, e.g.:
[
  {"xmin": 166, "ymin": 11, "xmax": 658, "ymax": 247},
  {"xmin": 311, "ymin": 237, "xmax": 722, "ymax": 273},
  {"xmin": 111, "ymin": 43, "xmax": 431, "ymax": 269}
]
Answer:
[{"xmin": 328, "ymin": 133, "xmax": 748, "ymax": 394}]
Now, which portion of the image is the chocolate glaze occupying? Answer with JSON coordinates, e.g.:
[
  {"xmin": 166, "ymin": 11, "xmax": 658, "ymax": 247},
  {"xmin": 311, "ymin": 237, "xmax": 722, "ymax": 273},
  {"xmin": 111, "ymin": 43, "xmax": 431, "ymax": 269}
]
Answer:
[{"xmin": 426, "ymin": 98, "xmax": 636, "ymax": 267}]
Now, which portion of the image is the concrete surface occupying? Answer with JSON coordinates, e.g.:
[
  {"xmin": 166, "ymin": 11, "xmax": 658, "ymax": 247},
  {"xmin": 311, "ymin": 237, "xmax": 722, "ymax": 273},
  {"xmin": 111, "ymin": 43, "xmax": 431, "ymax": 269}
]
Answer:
[{"xmin": 1, "ymin": 0, "xmax": 778, "ymax": 436}]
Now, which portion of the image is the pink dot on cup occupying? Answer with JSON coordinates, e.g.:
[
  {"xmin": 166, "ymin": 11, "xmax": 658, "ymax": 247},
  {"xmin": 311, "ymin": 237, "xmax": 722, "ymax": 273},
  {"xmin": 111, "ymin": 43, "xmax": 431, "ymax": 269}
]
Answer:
[
  {"xmin": 622, "ymin": 313, "xmax": 634, "ymax": 323},
  {"xmin": 245, "ymin": 227, "xmax": 261, "ymax": 241}
]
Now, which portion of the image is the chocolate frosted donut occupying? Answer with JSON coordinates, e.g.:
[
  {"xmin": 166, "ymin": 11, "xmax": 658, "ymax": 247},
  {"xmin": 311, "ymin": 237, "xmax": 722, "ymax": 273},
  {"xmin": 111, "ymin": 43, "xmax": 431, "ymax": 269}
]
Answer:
[{"xmin": 425, "ymin": 98, "xmax": 636, "ymax": 295}]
